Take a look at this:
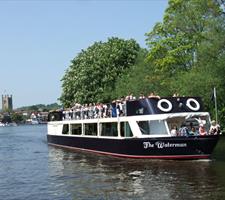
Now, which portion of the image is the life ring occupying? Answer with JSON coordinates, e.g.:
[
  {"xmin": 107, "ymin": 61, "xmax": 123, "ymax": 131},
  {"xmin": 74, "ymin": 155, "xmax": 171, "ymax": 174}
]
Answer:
[
  {"xmin": 157, "ymin": 99, "xmax": 172, "ymax": 112},
  {"xmin": 186, "ymin": 98, "xmax": 200, "ymax": 111}
]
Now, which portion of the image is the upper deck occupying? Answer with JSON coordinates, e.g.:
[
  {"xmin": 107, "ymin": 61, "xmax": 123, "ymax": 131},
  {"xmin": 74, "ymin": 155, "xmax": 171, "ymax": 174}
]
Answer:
[{"xmin": 48, "ymin": 97, "xmax": 204, "ymax": 122}]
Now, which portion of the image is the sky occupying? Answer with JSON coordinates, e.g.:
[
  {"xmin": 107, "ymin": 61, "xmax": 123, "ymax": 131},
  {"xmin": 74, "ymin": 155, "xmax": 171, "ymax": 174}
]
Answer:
[{"xmin": 0, "ymin": 0, "xmax": 168, "ymax": 109}]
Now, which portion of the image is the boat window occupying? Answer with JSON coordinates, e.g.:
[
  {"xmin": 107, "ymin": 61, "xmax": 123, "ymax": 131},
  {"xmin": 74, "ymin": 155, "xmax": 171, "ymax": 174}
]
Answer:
[
  {"xmin": 167, "ymin": 115, "xmax": 210, "ymax": 136},
  {"xmin": 120, "ymin": 122, "xmax": 133, "ymax": 137},
  {"xmin": 71, "ymin": 124, "xmax": 82, "ymax": 135},
  {"xmin": 62, "ymin": 124, "xmax": 69, "ymax": 134},
  {"xmin": 100, "ymin": 122, "xmax": 118, "ymax": 137},
  {"xmin": 84, "ymin": 123, "xmax": 97, "ymax": 136},
  {"xmin": 137, "ymin": 120, "xmax": 168, "ymax": 135}
]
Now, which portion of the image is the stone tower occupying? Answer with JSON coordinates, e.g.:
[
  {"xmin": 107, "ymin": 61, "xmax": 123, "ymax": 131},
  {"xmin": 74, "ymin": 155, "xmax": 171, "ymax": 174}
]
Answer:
[{"xmin": 2, "ymin": 95, "xmax": 13, "ymax": 111}]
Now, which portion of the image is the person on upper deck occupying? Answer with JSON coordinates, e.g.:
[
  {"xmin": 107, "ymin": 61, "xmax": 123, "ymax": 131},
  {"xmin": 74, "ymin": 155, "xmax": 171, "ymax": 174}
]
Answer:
[
  {"xmin": 125, "ymin": 93, "xmax": 136, "ymax": 101},
  {"xmin": 111, "ymin": 100, "xmax": 117, "ymax": 117},
  {"xmin": 173, "ymin": 93, "xmax": 179, "ymax": 97},
  {"xmin": 139, "ymin": 93, "xmax": 145, "ymax": 99},
  {"xmin": 148, "ymin": 92, "xmax": 160, "ymax": 99}
]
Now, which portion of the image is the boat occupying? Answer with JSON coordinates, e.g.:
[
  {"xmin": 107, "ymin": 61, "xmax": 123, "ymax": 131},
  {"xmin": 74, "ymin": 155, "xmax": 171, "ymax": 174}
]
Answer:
[
  {"xmin": 0, "ymin": 122, "xmax": 5, "ymax": 127},
  {"xmin": 0, "ymin": 122, "xmax": 17, "ymax": 127},
  {"xmin": 26, "ymin": 118, "xmax": 39, "ymax": 125},
  {"xmin": 47, "ymin": 96, "xmax": 219, "ymax": 159}
]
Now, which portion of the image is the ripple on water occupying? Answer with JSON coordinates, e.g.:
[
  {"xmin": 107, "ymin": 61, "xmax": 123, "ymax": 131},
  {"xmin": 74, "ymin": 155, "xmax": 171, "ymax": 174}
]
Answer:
[{"xmin": 1, "ymin": 126, "xmax": 225, "ymax": 200}]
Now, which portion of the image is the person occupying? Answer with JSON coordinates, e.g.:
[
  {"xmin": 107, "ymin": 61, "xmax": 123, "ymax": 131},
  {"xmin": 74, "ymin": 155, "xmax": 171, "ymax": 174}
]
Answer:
[
  {"xmin": 195, "ymin": 117, "xmax": 206, "ymax": 126},
  {"xmin": 170, "ymin": 126, "xmax": 178, "ymax": 136},
  {"xmin": 189, "ymin": 127, "xmax": 196, "ymax": 135},
  {"xmin": 88, "ymin": 103, "xmax": 94, "ymax": 119},
  {"xmin": 102, "ymin": 104, "xmax": 107, "ymax": 118},
  {"xmin": 139, "ymin": 93, "xmax": 145, "ymax": 99},
  {"xmin": 178, "ymin": 123, "xmax": 189, "ymax": 136},
  {"xmin": 199, "ymin": 124, "xmax": 207, "ymax": 136},
  {"xmin": 111, "ymin": 100, "xmax": 117, "ymax": 117},
  {"xmin": 209, "ymin": 120, "xmax": 221, "ymax": 135},
  {"xmin": 148, "ymin": 92, "xmax": 160, "ymax": 99},
  {"xmin": 125, "ymin": 95, "xmax": 130, "ymax": 101},
  {"xmin": 116, "ymin": 100, "xmax": 124, "ymax": 116},
  {"xmin": 83, "ymin": 104, "xmax": 88, "ymax": 119},
  {"xmin": 173, "ymin": 93, "xmax": 179, "ymax": 97},
  {"xmin": 94, "ymin": 103, "xmax": 99, "ymax": 118},
  {"xmin": 98, "ymin": 103, "xmax": 103, "ymax": 118},
  {"xmin": 129, "ymin": 93, "xmax": 136, "ymax": 100}
]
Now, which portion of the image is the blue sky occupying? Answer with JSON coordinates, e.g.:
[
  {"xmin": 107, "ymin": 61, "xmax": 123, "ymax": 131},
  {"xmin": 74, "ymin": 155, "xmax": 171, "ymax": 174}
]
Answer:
[{"xmin": 0, "ymin": 0, "xmax": 168, "ymax": 108}]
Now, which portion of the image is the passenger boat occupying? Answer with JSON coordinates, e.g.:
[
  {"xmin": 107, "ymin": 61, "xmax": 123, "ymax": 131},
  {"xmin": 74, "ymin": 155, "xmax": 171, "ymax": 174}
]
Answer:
[{"xmin": 47, "ymin": 97, "xmax": 219, "ymax": 159}]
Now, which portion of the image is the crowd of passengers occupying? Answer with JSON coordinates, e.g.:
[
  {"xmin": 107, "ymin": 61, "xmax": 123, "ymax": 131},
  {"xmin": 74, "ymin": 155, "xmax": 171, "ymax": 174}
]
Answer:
[
  {"xmin": 170, "ymin": 120, "xmax": 221, "ymax": 136},
  {"xmin": 61, "ymin": 92, "xmax": 160, "ymax": 120}
]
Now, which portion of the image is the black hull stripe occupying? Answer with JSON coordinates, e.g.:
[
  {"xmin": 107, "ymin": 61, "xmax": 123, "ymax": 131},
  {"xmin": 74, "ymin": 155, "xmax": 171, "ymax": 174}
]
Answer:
[{"xmin": 48, "ymin": 142, "xmax": 210, "ymax": 159}]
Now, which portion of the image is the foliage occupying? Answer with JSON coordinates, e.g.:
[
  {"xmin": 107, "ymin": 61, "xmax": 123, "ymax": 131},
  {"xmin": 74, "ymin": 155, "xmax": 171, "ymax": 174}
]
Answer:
[
  {"xmin": 11, "ymin": 112, "xmax": 25, "ymax": 123},
  {"xmin": 18, "ymin": 103, "xmax": 61, "ymax": 112},
  {"xmin": 144, "ymin": 0, "xmax": 225, "ymax": 126},
  {"xmin": 1, "ymin": 115, "xmax": 12, "ymax": 123},
  {"xmin": 146, "ymin": 0, "xmax": 222, "ymax": 71},
  {"xmin": 113, "ymin": 49, "xmax": 156, "ymax": 98},
  {"xmin": 60, "ymin": 37, "xmax": 140, "ymax": 107}
]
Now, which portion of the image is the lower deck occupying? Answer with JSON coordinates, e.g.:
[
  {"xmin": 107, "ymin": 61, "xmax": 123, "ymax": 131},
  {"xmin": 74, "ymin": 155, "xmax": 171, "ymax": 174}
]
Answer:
[
  {"xmin": 47, "ymin": 134, "xmax": 219, "ymax": 159},
  {"xmin": 47, "ymin": 111, "xmax": 220, "ymax": 159}
]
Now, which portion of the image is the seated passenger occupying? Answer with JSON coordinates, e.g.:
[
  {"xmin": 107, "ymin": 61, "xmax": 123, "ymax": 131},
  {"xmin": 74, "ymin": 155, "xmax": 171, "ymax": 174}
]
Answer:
[
  {"xmin": 170, "ymin": 126, "xmax": 178, "ymax": 136},
  {"xmin": 199, "ymin": 124, "xmax": 207, "ymax": 136},
  {"xmin": 189, "ymin": 127, "xmax": 196, "ymax": 135},
  {"xmin": 209, "ymin": 120, "xmax": 221, "ymax": 135},
  {"xmin": 178, "ymin": 124, "xmax": 189, "ymax": 136}
]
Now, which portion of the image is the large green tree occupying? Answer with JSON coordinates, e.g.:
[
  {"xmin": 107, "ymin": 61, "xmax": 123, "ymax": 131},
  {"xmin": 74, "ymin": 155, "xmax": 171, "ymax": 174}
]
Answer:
[
  {"xmin": 145, "ymin": 0, "xmax": 223, "ymax": 74},
  {"xmin": 145, "ymin": 0, "xmax": 225, "ymax": 125},
  {"xmin": 113, "ymin": 0, "xmax": 225, "ymax": 101},
  {"xmin": 113, "ymin": 49, "xmax": 157, "ymax": 98},
  {"xmin": 60, "ymin": 37, "xmax": 140, "ymax": 107}
]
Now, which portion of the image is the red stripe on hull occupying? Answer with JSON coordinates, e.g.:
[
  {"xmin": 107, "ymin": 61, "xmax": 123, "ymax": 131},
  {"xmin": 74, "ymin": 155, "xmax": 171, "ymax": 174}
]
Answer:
[{"xmin": 48, "ymin": 143, "xmax": 210, "ymax": 160}]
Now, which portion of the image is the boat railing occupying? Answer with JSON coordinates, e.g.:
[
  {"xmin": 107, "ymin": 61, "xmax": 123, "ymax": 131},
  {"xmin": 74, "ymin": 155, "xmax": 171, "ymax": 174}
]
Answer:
[{"xmin": 61, "ymin": 102, "xmax": 126, "ymax": 121}]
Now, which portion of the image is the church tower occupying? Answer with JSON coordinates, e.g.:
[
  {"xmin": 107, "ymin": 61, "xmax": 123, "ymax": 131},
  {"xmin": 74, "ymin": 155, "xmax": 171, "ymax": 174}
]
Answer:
[{"xmin": 2, "ymin": 95, "xmax": 13, "ymax": 111}]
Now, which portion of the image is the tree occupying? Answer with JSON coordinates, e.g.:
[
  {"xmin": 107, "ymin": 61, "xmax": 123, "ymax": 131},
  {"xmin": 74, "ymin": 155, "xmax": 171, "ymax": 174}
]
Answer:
[
  {"xmin": 60, "ymin": 37, "xmax": 140, "ymax": 107},
  {"xmin": 113, "ymin": 49, "xmax": 157, "ymax": 98},
  {"xmin": 145, "ymin": 0, "xmax": 223, "ymax": 74},
  {"xmin": 11, "ymin": 112, "xmax": 25, "ymax": 123},
  {"xmin": 145, "ymin": 0, "xmax": 225, "ymax": 126}
]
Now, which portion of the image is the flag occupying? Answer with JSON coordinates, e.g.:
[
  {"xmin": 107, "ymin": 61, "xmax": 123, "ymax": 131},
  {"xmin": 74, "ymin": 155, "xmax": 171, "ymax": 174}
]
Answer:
[
  {"xmin": 211, "ymin": 87, "xmax": 216, "ymax": 102},
  {"xmin": 211, "ymin": 87, "xmax": 218, "ymax": 123}
]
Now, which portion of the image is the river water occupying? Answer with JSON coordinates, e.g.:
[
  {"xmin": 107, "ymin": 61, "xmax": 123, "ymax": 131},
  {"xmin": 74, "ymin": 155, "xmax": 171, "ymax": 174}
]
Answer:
[{"xmin": 0, "ymin": 125, "xmax": 225, "ymax": 200}]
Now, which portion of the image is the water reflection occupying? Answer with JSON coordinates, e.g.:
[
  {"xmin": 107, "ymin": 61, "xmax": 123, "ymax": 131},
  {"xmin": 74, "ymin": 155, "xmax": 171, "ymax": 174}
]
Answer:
[
  {"xmin": 1, "ymin": 125, "xmax": 224, "ymax": 199},
  {"xmin": 48, "ymin": 142, "xmax": 225, "ymax": 200}
]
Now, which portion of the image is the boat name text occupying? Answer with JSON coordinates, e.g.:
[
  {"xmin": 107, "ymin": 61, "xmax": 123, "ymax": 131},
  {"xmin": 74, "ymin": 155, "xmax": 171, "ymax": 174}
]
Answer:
[{"xmin": 143, "ymin": 141, "xmax": 187, "ymax": 149}]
